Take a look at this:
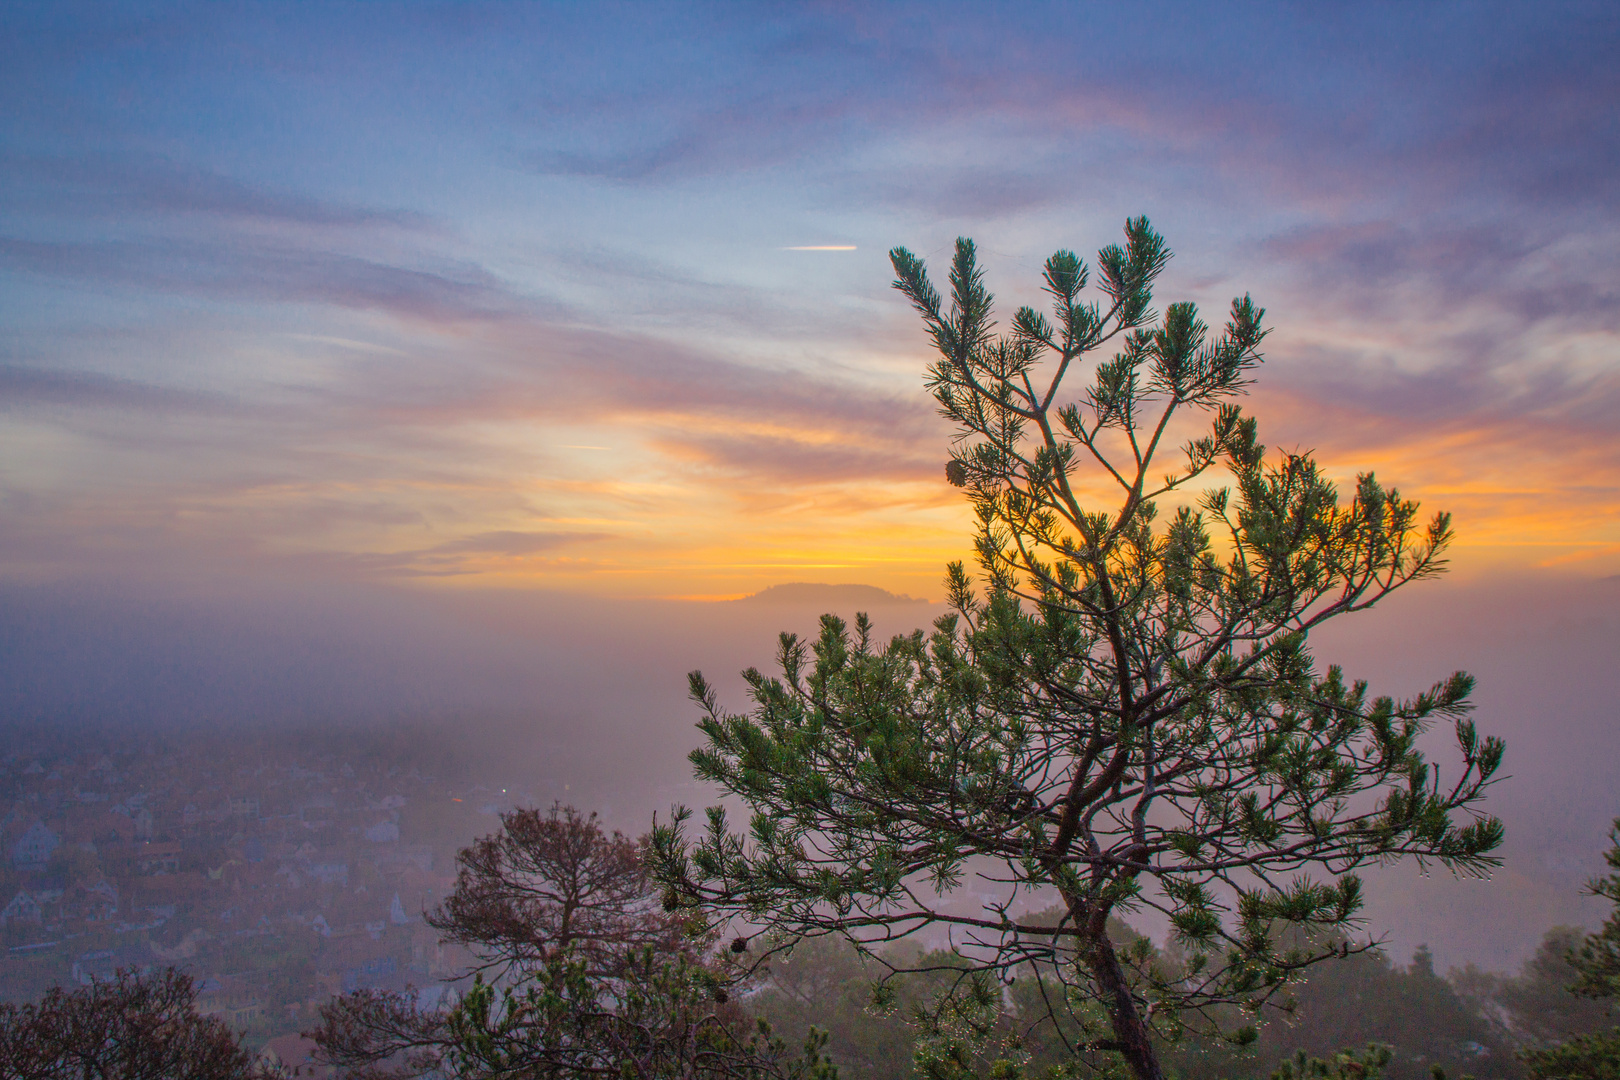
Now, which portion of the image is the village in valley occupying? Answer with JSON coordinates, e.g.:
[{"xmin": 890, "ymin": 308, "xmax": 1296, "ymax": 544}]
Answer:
[{"xmin": 0, "ymin": 727, "xmax": 526, "ymax": 1049}]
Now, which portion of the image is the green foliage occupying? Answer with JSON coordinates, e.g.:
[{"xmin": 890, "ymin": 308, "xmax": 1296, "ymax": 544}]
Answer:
[
  {"xmin": 748, "ymin": 935, "xmax": 925, "ymax": 1080},
  {"xmin": 314, "ymin": 805, "xmax": 834, "ymax": 1080},
  {"xmin": 1571, "ymin": 821, "xmax": 1620, "ymax": 1003},
  {"xmin": 1270, "ymin": 1044, "xmax": 1393, "ymax": 1080},
  {"xmin": 909, "ymin": 967, "xmax": 1020, "ymax": 1080},
  {"xmin": 1169, "ymin": 945, "xmax": 1504, "ymax": 1080},
  {"xmin": 1517, "ymin": 820, "xmax": 1620, "ymax": 1080},
  {"xmin": 1520, "ymin": 1029, "xmax": 1620, "ymax": 1080},
  {"xmin": 1454, "ymin": 929, "xmax": 1615, "ymax": 1052},
  {"xmin": 655, "ymin": 219, "xmax": 1504, "ymax": 1080},
  {"xmin": 441, "ymin": 945, "xmax": 836, "ymax": 1080}
]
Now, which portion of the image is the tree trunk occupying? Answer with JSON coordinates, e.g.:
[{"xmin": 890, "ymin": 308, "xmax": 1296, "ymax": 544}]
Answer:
[{"xmin": 1082, "ymin": 923, "xmax": 1165, "ymax": 1080}]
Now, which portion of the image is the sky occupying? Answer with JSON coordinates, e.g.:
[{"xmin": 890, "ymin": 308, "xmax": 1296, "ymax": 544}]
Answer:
[{"xmin": 1, "ymin": 1, "xmax": 1618, "ymax": 969}]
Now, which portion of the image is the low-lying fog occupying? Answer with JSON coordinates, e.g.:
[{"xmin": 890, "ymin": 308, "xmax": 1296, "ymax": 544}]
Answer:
[{"xmin": 2, "ymin": 571, "xmax": 1615, "ymax": 972}]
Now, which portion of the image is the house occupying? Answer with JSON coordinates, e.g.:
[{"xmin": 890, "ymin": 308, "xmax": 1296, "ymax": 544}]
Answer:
[
  {"xmin": 1, "ymin": 804, "xmax": 31, "ymax": 835},
  {"xmin": 375, "ymin": 842, "xmax": 432, "ymax": 873},
  {"xmin": 71, "ymin": 944, "xmax": 151, "ymax": 985},
  {"xmin": 66, "ymin": 878, "xmax": 119, "ymax": 921},
  {"xmin": 130, "ymin": 871, "xmax": 207, "ymax": 911},
  {"xmin": 194, "ymin": 975, "xmax": 226, "ymax": 1012},
  {"xmin": 224, "ymin": 1000, "xmax": 264, "ymax": 1027},
  {"xmin": 11, "ymin": 820, "xmax": 60, "ymax": 868},
  {"xmin": 341, "ymin": 955, "xmax": 402, "ymax": 994},
  {"xmin": 65, "ymin": 807, "xmax": 133, "ymax": 848},
  {"xmin": 414, "ymin": 983, "xmax": 456, "ymax": 1012},
  {"xmin": 363, "ymin": 819, "xmax": 399, "ymax": 843},
  {"xmin": 105, "ymin": 810, "xmax": 137, "ymax": 845},
  {"xmin": 71, "ymin": 949, "xmax": 119, "ymax": 984},
  {"xmin": 256, "ymin": 1033, "xmax": 333, "ymax": 1078},
  {"xmin": 84, "ymin": 877, "xmax": 118, "ymax": 906},
  {"xmin": 135, "ymin": 841, "xmax": 182, "ymax": 875},
  {"xmin": 308, "ymin": 861, "xmax": 348, "ymax": 886},
  {"xmin": 197, "ymin": 974, "xmax": 265, "ymax": 1029},
  {"xmin": 1, "ymin": 890, "xmax": 42, "ymax": 925},
  {"xmin": 407, "ymin": 920, "xmax": 446, "ymax": 974}
]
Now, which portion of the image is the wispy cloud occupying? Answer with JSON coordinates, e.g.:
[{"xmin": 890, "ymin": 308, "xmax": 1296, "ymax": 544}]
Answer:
[
  {"xmin": 0, "ymin": 0, "xmax": 1615, "ymax": 598},
  {"xmin": 0, "ymin": 237, "xmax": 532, "ymax": 323},
  {"xmin": 1, "ymin": 153, "xmax": 432, "ymax": 230},
  {"xmin": 0, "ymin": 364, "xmax": 231, "ymax": 414}
]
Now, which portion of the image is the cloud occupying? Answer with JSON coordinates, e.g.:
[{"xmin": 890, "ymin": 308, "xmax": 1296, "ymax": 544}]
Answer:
[
  {"xmin": 531, "ymin": 132, "xmax": 725, "ymax": 183},
  {"xmin": 429, "ymin": 530, "xmax": 602, "ymax": 556},
  {"xmin": 1, "ymin": 0, "xmax": 1615, "ymax": 597},
  {"xmin": 1226, "ymin": 213, "xmax": 1620, "ymax": 477},
  {"xmin": 0, "ymin": 300, "xmax": 953, "ymax": 586},
  {"xmin": 0, "ymin": 566, "xmax": 1615, "ymax": 970},
  {"xmin": 0, "ymin": 236, "xmax": 535, "ymax": 323},
  {"xmin": 1260, "ymin": 220, "xmax": 1620, "ymax": 325},
  {"xmin": 278, "ymin": 311, "xmax": 934, "ymax": 445},
  {"xmin": 282, "ymin": 530, "xmax": 615, "ymax": 579},
  {"xmin": 833, "ymin": 161, "xmax": 1080, "ymax": 222},
  {"xmin": 1, "ymin": 153, "xmax": 431, "ymax": 230},
  {"xmin": 0, "ymin": 364, "xmax": 229, "ymax": 414},
  {"xmin": 651, "ymin": 429, "xmax": 937, "ymax": 485},
  {"xmin": 497, "ymin": 4, "xmax": 1619, "ymax": 226}
]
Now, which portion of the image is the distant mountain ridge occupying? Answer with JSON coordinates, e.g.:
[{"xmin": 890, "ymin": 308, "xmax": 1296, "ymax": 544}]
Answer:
[{"xmin": 735, "ymin": 583, "xmax": 929, "ymax": 606}]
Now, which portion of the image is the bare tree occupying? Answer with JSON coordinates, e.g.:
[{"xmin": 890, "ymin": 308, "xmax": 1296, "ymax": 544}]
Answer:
[
  {"xmin": 312, "ymin": 804, "xmax": 833, "ymax": 1080},
  {"xmin": 309, "ymin": 987, "xmax": 447, "ymax": 1080},
  {"xmin": 0, "ymin": 967, "xmax": 256, "ymax": 1080},
  {"xmin": 429, "ymin": 803, "xmax": 682, "ymax": 980}
]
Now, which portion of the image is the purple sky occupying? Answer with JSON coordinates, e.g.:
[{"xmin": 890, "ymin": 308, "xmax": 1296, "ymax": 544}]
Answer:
[{"xmin": 1, "ymin": 1, "xmax": 1617, "ymax": 970}]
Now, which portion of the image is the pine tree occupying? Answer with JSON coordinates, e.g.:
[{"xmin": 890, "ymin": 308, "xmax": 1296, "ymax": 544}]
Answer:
[
  {"xmin": 1521, "ymin": 818, "xmax": 1620, "ymax": 1080},
  {"xmin": 653, "ymin": 219, "xmax": 1505, "ymax": 1080}
]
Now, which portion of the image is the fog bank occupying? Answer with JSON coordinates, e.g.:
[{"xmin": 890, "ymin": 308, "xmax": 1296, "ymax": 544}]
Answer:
[{"xmin": 2, "ymin": 571, "xmax": 1614, "ymax": 971}]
